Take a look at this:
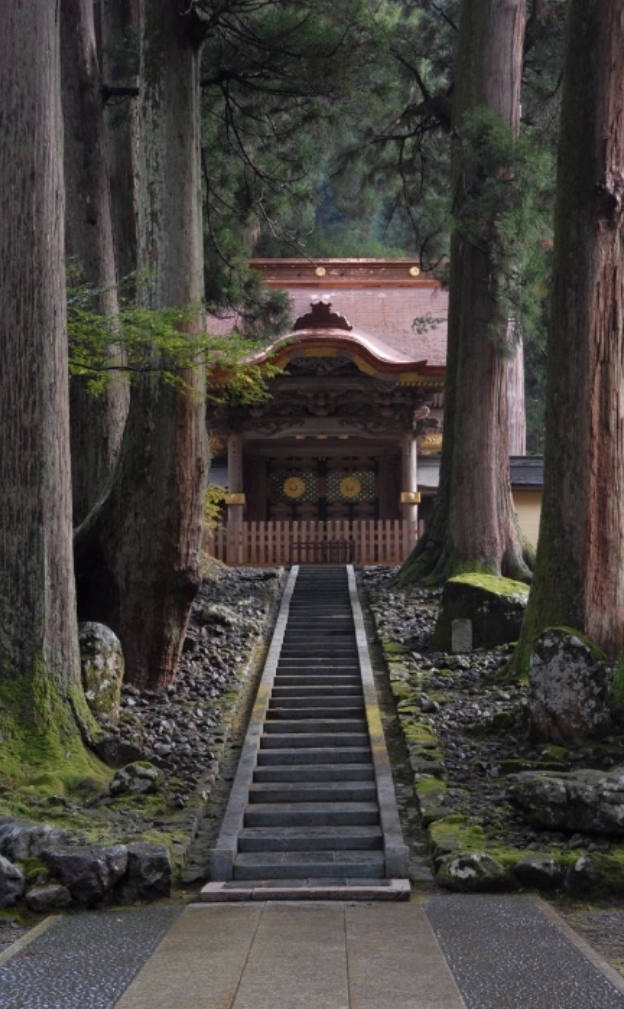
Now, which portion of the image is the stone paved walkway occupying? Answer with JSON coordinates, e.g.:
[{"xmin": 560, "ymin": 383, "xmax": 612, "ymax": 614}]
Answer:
[{"xmin": 2, "ymin": 895, "xmax": 624, "ymax": 1009}]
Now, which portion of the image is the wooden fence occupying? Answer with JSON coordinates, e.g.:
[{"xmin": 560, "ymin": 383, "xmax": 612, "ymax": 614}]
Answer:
[{"xmin": 206, "ymin": 519, "xmax": 418, "ymax": 567}]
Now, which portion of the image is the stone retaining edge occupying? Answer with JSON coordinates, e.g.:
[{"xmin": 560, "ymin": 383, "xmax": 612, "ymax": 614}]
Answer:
[
  {"xmin": 209, "ymin": 566, "xmax": 300, "ymax": 881},
  {"xmin": 348, "ymin": 565, "xmax": 410, "ymax": 878}
]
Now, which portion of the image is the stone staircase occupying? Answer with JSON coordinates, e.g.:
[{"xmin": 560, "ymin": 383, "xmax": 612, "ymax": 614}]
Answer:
[{"xmin": 202, "ymin": 566, "xmax": 409, "ymax": 900}]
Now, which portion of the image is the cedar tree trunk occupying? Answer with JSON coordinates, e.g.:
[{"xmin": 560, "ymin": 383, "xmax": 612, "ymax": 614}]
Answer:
[
  {"xmin": 75, "ymin": 0, "xmax": 209, "ymax": 690},
  {"xmin": 517, "ymin": 0, "xmax": 624, "ymax": 664},
  {"xmin": 0, "ymin": 2, "xmax": 93, "ymax": 744},
  {"xmin": 62, "ymin": 0, "xmax": 130, "ymax": 524},
  {"xmin": 100, "ymin": 0, "xmax": 140, "ymax": 287},
  {"xmin": 400, "ymin": 0, "xmax": 532, "ymax": 585}
]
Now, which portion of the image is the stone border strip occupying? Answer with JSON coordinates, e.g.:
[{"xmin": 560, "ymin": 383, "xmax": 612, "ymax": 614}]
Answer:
[
  {"xmin": 0, "ymin": 916, "xmax": 58, "ymax": 968},
  {"xmin": 347, "ymin": 565, "xmax": 410, "ymax": 878},
  {"xmin": 209, "ymin": 566, "xmax": 299, "ymax": 881},
  {"xmin": 536, "ymin": 898, "xmax": 624, "ymax": 997}
]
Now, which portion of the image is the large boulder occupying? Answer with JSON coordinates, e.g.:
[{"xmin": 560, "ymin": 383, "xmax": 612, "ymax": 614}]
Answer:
[
  {"xmin": 431, "ymin": 574, "xmax": 529, "ymax": 651},
  {"xmin": 508, "ymin": 767, "xmax": 624, "ymax": 835},
  {"xmin": 0, "ymin": 820, "xmax": 70, "ymax": 861},
  {"xmin": 79, "ymin": 622, "xmax": 124, "ymax": 724},
  {"xmin": 436, "ymin": 851, "xmax": 511, "ymax": 892},
  {"xmin": 122, "ymin": 843, "xmax": 172, "ymax": 901},
  {"xmin": 40, "ymin": 844, "xmax": 128, "ymax": 908},
  {"xmin": 0, "ymin": 855, "xmax": 26, "ymax": 908},
  {"xmin": 513, "ymin": 855, "xmax": 563, "ymax": 891},
  {"xmin": 25, "ymin": 884, "xmax": 73, "ymax": 912},
  {"xmin": 528, "ymin": 629, "xmax": 611, "ymax": 743}
]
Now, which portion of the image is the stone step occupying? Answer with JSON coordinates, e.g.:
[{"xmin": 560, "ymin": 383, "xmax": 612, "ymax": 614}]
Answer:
[
  {"xmin": 268, "ymin": 695, "xmax": 363, "ymax": 708},
  {"xmin": 233, "ymin": 851, "xmax": 386, "ymax": 880},
  {"xmin": 253, "ymin": 763, "xmax": 374, "ymax": 783},
  {"xmin": 248, "ymin": 781, "xmax": 377, "ymax": 804},
  {"xmin": 263, "ymin": 718, "xmax": 366, "ymax": 734},
  {"xmin": 267, "ymin": 705, "xmax": 364, "ymax": 719},
  {"xmin": 257, "ymin": 746, "xmax": 371, "ymax": 765},
  {"xmin": 202, "ymin": 878, "xmax": 410, "ymax": 901},
  {"xmin": 243, "ymin": 800, "xmax": 380, "ymax": 828},
  {"xmin": 238, "ymin": 824, "xmax": 383, "ymax": 852},
  {"xmin": 274, "ymin": 675, "xmax": 361, "ymax": 687},
  {"xmin": 271, "ymin": 684, "xmax": 362, "ymax": 697},
  {"xmin": 260, "ymin": 732, "xmax": 370, "ymax": 749}
]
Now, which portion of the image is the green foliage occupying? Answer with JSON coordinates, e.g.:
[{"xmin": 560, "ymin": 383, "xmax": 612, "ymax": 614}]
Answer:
[
  {"xmin": 204, "ymin": 484, "xmax": 227, "ymax": 531},
  {"xmin": 453, "ymin": 106, "xmax": 555, "ymax": 349},
  {"xmin": 67, "ymin": 279, "xmax": 283, "ymax": 403}
]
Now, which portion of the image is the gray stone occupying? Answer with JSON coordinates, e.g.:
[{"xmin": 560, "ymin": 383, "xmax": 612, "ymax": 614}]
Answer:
[
  {"xmin": 528, "ymin": 629, "xmax": 612, "ymax": 743},
  {"xmin": 108, "ymin": 761, "xmax": 163, "ymax": 797},
  {"xmin": 25, "ymin": 883, "xmax": 73, "ymax": 912},
  {"xmin": 435, "ymin": 852, "xmax": 512, "ymax": 892},
  {"xmin": 92, "ymin": 735, "xmax": 149, "ymax": 768},
  {"xmin": 0, "ymin": 855, "xmax": 26, "ymax": 907},
  {"xmin": 40, "ymin": 844, "xmax": 128, "ymax": 907},
  {"xmin": 513, "ymin": 855, "xmax": 563, "ymax": 891},
  {"xmin": 122, "ymin": 843, "xmax": 173, "ymax": 901},
  {"xmin": 0, "ymin": 820, "xmax": 70, "ymax": 861},
  {"xmin": 564, "ymin": 852, "xmax": 624, "ymax": 898},
  {"xmin": 508, "ymin": 766, "xmax": 624, "ymax": 835},
  {"xmin": 79, "ymin": 622, "xmax": 125, "ymax": 724},
  {"xmin": 451, "ymin": 618, "xmax": 473, "ymax": 654},
  {"xmin": 432, "ymin": 574, "xmax": 529, "ymax": 651}
]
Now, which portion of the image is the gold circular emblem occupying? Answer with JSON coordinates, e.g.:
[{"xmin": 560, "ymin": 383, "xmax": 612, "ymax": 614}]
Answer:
[
  {"xmin": 339, "ymin": 475, "xmax": 362, "ymax": 499},
  {"xmin": 283, "ymin": 476, "xmax": 306, "ymax": 499},
  {"xmin": 409, "ymin": 265, "xmax": 421, "ymax": 277},
  {"xmin": 315, "ymin": 266, "xmax": 326, "ymax": 277}
]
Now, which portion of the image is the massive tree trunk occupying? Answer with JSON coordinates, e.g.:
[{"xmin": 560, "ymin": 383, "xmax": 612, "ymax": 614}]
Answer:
[
  {"xmin": 400, "ymin": 0, "xmax": 531, "ymax": 585},
  {"xmin": 0, "ymin": 2, "xmax": 95, "ymax": 754},
  {"xmin": 99, "ymin": 0, "xmax": 140, "ymax": 286},
  {"xmin": 517, "ymin": 0, "xmax": 624, "ymax": 664},
  {"xmin": 62, "ymin": 0, "xmax": 130, "ymax": 524},
  {"xmin": 75, "ymin": 0, "xmax": 209, "ymax": 691}
]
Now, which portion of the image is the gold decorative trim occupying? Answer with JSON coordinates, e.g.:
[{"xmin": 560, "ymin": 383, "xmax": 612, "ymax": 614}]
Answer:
[
  {"xmin": 283, "ymin": 476, "xmax": 306, "ymax": 499},
  {"xmin": 225, "ymin": 493, "xmax": 246, "ymax": 506},
  {"xmin": 400, "ymin": 491, "xmax": 421, "ymax": 504},
  {"xmin": 409, "ymin": 265, "xmax": 421, "ymax": 276},
  {"xmin": 339, "ymin": 475, "xmax": 362, "ymax": 499}
]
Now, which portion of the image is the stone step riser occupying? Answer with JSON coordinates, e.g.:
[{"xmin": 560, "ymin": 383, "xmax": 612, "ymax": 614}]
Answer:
[
  {"xmin": 271, "ymin": 686, "xmax": 363, "ymax": 697},
  {"xmin": 268, "ymin": 696, "xmax": 363, "ymax": 707},
  {"xmin": 248, "ymin": 783, "xmax": 377, "ymax": 803},
  {"xmin": 257, "ymin": 747, "xmax": 371, "ymax": 765},
  {"xmin": 267, "ymin": 706, "xmax": 364, "ymax": 719},
  {"xmin": 263, "ymin": 720, "xmax": 366, "ymax": 735},
  {"xmin": 233, "ymin": 860, "xmax": 385, "ymax": 881},
  {"xmin": 260, "ymin": 733, "xmax": 369, "ymax": 749},
  {"xmin": 238, "ymin": 827, "xmax": 383, "ymax": 852},
  {"xmin": 244, "ymin": 806, "xmax": 380, "ymax": 828},
  {"xmin": 253, "ymin": 763, "xmax": 374, "ymax": 783},
  {"xmin": 274, "ymin": 676, "xmax": 361, "ymax": 686}
]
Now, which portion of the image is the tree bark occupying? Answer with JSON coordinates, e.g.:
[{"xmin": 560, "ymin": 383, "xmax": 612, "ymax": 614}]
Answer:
[
  {"xmin": 75, "ymin": 0, "xmax": 209, "ymax": 691},
  {"xmin": 62, "ymin": 0, "xmax": 130, "ymax": 524},
  {"xmin": 400, "ymin": 0, "xmax": 531, "ymax": 584},
  {"xmin": 0, "ymin": 2, "xmax": 92, "ymax": 741},
  {"xmin": 517, "ymin": 0, "xmax": 624, "ymax": 663},
  {"xmin": 99, "ymin": 0, "xmax": 140, "ymax": 287}
]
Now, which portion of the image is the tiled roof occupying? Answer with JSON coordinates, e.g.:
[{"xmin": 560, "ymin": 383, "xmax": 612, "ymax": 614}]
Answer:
[{"xmin": 205, "ymin": 259, "xmax": 448, "ymax": 370}]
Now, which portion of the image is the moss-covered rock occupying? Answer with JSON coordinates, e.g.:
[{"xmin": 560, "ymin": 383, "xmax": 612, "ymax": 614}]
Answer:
[
  {"xmin": 436, "ymin": 851, "xmax": 513, "ymax": 892},
  {"xmin": 79, "ymin": 622, "xmax": 124, "ymax": 724},
  {"xmin": 508, "ymin": 766, "xmax": 624, "ymax": 835},
  {"xmin": 431, "ymin": 574, "xmax": 529, "ymax": 651},
  {"xmin": 528, "ymin": 628, "xmax": 612, "ymax": 744}
]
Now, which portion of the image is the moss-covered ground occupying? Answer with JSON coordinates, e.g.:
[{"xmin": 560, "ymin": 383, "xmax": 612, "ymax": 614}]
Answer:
[{"xmin": 363, "ymin": 567, "xmax": 624, "ymax": 901}]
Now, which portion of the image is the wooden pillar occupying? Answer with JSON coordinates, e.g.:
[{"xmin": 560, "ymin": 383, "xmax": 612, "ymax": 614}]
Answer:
[
  {"xmin": 227, "ymin": 432, "xmax": 244, "ymax": 564},
  {"xmin": 401, "ymin": 431, "xmax": 419, "ymax": 527}
]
